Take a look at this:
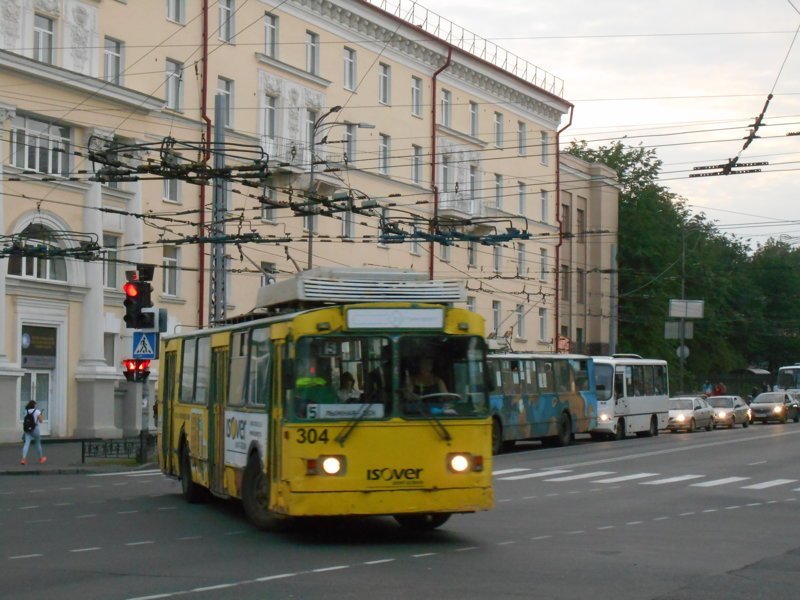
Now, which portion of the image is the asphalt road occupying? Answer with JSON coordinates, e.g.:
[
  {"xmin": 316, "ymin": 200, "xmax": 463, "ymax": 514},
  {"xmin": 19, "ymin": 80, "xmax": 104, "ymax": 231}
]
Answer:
[{"xmin": 2, "ymin": 424, "xmax": 799, "ymax": 600}]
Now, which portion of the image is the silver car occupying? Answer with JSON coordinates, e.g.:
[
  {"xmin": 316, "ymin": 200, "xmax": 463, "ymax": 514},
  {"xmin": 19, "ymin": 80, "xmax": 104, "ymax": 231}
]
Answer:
[
  {"xmin": 750, "ymin": 392, "xmax": 800, "ymax": 424},
  {"xmin": 668, "ymin": 396, "xmax": 715, "ymax": 432},
  {"xmin": 706, "ymin": 395, "xmax": 751, "ymax": 428}
]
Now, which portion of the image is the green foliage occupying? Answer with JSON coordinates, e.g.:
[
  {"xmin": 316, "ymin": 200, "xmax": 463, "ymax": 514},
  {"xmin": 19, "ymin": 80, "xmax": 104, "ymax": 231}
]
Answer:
[{"xmin": 565, "ymin": 140, "xmax": 798, "ymax": 389}]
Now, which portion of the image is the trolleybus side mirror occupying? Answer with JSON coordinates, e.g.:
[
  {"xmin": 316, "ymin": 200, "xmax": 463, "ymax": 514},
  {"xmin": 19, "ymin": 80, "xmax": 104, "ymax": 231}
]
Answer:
[{"xmin": 283, "ymin": 359, "xmax": 295, "ymax": 389}]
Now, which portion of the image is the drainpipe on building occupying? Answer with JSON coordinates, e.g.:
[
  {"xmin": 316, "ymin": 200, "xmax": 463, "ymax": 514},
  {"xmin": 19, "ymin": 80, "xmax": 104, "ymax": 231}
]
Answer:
[
  {"xmin": 429, "ymin": 46, "xmax": 452, "ymax": 280},
  {"xmin": 198, "ymin": 0, "xmax": 212, "ymax": 328},
  {"xmin": 554, "ymin": 105, "xmax": 574, "ymax": 351}
]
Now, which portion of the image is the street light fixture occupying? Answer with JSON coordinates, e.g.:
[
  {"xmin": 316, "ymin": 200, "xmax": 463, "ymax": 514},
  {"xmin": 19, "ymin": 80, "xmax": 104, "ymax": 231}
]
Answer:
[{"xmin": 307, "ymin": 107, "xmax": 374, "ymax": 269}]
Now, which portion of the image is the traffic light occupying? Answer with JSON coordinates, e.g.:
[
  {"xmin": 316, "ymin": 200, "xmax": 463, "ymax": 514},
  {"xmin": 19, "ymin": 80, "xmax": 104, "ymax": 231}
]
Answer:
[
  {"xmin": 123, "ymin": 280, "xmax": 154, "ymax": 329},
  {"xmin": 122, "ymin": 358, "xmax": 151, "ymax": 382}
]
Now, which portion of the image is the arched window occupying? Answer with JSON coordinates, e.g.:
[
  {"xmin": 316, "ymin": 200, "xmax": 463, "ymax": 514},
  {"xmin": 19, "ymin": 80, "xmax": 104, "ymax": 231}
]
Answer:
[{"xmin": 7, "ymin": 224, "xmax": 67, "ymax": 282}]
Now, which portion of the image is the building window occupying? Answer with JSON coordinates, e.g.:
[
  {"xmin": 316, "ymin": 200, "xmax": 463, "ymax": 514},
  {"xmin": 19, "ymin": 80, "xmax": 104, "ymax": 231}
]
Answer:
[
  {"xmin": 441, "ymin": 155, "xmax": 451, "ymax": 194},
  {"xmin": 260, "ymin": 262, "xmax": 277, "ymax": 286},
  {"xmin": 163, "ymin": 178, "xmax": 179, "ymax": 203},
  {"xmin": 379, "ymin": 63, "xmax": 391, "ymax": 105},
  {"xmin": 165, "ymin": 59, "xmax": 183, "ymax": 110},
  {"xmin": 411, "ymin": 144, "xmax": 422, "ymax": 184},
  {"xmin": 409, "ymin": 218, "xmax": 422, "ymax": 256},
  {"xmin": 167, "ymin": 0, "xmax": 185, "ymax": 23},
  {"xmin": 33, "ymin": 14, "xmax": 55, "ymax": 64},
  {"xmin": 577, "ymin": 269, "xmax": 586, "ymax": 305},
  {"xmin": 494, "ymin": 174, "xmax": 503, "ymax": 208},
  {"xmin": 8, "ymin": 225, "xmax": 67, "ymax": 281},
  {"xmin": 469, "ymin": 165, "xmax": 478, "ymax": 201},
  {"xmin": 541, "ymin": 131, "xmax": 550, "ymax": 165},
  {"xmin": 561, "ymin": 203, "xmax": 571, "ymax": 235},
  {"xmin": 264, "ymin": 13, "xmax": 278, "ymax": 58},
  {"xmin": 344, "ymin": 123, "xmax": 356, "ymax": 164},
  {"xmin": 518, "ymin": 182, "xmax": 526, "ymax": 215},
  {"xmin": 104, "ymin": 37, "xmax": 123, "ymax": 85},
  {"xmin": 439, "ymin": 241, "xmax": 451, "ymax": 262},
  {"xmin": 411, "ymin": 76, "xmax": 422, "ymax": 116},
  {"xmin": 104, "ymin": 333, "xmax": 116, "ymax": 367},
  {"xmin": 576, "ymin": 208, "xmax": 586, "ymax": 244},
  {"xmin": 494, "ymin": 112, "xmax": 503, "ymax": 147},
  {"xmin": 469, "ymin": 101, "xmax": 479, "ymax": 137},
  {"xmin": 441, "ymin": 89, "xmax": 451, "ymax": 127},
  {"xmin": 493, "ymin": 245, "xmax": 502, "ymax": 272},
  {"xmin": 10, "ymin": 115, "xmax": 70, "ymax": 176},
  {"xmin": 162, "ymin": 246, "xmax": 179, "ymax": 296},
  {"xmin": 538, "ymin": 308, "xmax": 548, "ymax": 341},
  {"xmin": 378, "ymin": 134, "xmax": 390, "ymax": 175},
  {"xmin": 467, "ymin": 296, "xmax": 476, "ymax": 313},
  {"xmin": 540, "ymin": 248, "xmax": 548, "ymax": 281},
  {"xmin": 468, "ymin": 241, "xmax": 477, "ymax": 267},
  {"xmin": 342, "ymin": 197, "xmax": 355, "ymax": 239},
  {"xmin": 517, "ymin": 242, "xmax": 526, "ymax": 276},
  {"xmin": 263, "ymin": 95, "xmax": 277, "ymax": 141},
  {"xmin": 217, "ymin": 77, "xmax": 234, "ymax": 128},
  {"xmin": 561, "ymin": 264, "xmax": 570, "ymax": 302},
  {"xmin": 306, "ymin": 31, "xmax": 319, "ymax": 75},
  {"xmin": 518, "ymin": 121, "xmax": 526, "ymax": 155},
  {"xmin": 103, "ymin": 235, "xmax": 119, "ymax": 289},
  {"xmin": 540, "ymin": 189, "xmax": 549, "ymax": 222},
  {"xmin": 261, "ymin": 187, "xmax": 276, "ymax": 222},
  {"xmin": 219, "ymin": 0, "xmax": 234, "ymax": 42},
  {"xmin": 492, "ymin": 301, "xmax": 501, "ymax": 335},
  {"xmin": 344, "ymin": 47, "xmax": 357, "ymax": 90},
  {"xmin": 516, "ymin": 304, "xmax": 526, "ymax": 339}
]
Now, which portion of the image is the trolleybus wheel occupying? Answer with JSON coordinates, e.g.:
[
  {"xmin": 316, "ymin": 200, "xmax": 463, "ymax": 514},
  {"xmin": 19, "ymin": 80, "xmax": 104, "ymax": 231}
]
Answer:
[
  {"xmin": 180, "ymin": 446, "xmax": 206, "ymax": 504},
  {"xmin": 242, "ymin": 454, "xmax": 277, "ymax": 530},
  {"xmin": 394, "ymin": 513, "xmax": 451, "ymax": 531},
  {"xmin": 614, "ymin": 418, "xmax": 626, "ymax": 441},
  {"xmin": 492, "ymin": 418, "xmax": 503, "ymax": 455},
  {"xmin": 649, "ymin": 416, "xmax": 659, "ymax": 437},
  {"xmin": 554, "ymin": 412, "xmax": 572, "ymax": 447}
]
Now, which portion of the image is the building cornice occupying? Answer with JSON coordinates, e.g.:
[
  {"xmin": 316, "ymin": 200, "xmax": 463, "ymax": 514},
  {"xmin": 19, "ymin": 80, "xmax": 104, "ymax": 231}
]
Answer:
[
  {"xmin": 255, "ymin": 52, "xmax": 332, "ymax": 88},
  {"xmin": 0, "ymin": 49, "xmax": 163, "ymax": 113}
]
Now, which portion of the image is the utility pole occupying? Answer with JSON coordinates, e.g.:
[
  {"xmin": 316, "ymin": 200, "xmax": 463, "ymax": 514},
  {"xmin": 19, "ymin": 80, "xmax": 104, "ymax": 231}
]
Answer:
[{"xmin": 209, "ymin": 93, "xmax": 227, "ymax": 323}]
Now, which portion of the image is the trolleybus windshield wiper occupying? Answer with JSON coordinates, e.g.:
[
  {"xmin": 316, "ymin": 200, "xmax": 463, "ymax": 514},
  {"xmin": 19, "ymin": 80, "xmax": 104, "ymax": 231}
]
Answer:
[
  {"xmin": 413, "ymin": 397, "xmax": 452, "ymax": 442},
  {"xmin": 335, "ymin": 402, "xmax": 375, "ymax": 446}
]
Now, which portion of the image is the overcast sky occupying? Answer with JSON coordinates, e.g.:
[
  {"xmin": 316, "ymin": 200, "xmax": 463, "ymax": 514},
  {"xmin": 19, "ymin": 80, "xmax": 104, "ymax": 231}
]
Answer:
[{"xmin": 420, "ymin": 0, "xmax": 800, "ymax": 248}]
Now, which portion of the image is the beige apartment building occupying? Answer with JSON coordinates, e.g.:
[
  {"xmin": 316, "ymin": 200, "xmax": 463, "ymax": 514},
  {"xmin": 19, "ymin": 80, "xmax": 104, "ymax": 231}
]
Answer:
[{"xmin": 0, "ymin": 0, "xmax": 618, "ymax": 441}]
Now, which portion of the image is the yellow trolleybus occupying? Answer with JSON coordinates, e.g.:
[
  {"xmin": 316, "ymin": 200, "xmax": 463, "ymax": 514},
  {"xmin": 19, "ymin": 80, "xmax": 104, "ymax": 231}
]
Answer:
[{"xmin": 158, "ymin": 268, "xmax": 493, "ymax": 530}]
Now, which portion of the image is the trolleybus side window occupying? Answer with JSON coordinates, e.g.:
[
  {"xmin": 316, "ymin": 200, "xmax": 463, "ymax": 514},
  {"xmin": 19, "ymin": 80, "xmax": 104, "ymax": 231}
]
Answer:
[
  {"xmin": 654, "ymin": 366, "xmax": 667, "ymax": 395},
  {"xmin": 247, "ymin": 327, "xmax": 270, "ymax": 406},
  {"xmin": 553, "ymin": 359, "xmax": 573, "ymax": 393},
  {"xmin": 501, "ymin": 360, "xmax": 522, "ymax": 396},
  {"xmin": 195, "ymin": 336, "xmax": 211, "ymax": 405},
  {"xmin": 595, "ymin": 363, "xmax": 613, "ymax": 401},
  {"xmin": 180, "ymin": 338, "xmax": 196, "ymax": 404},
  {"xmin": 570, "ymin": 359, "xmax": 590, "ymax": 392},
  {"xmin": 537, "ymin": 360, "xmax": 555, "ymax": 393},
  {"xmin": 228, "ymin": 330, "xmax": 249, "ymax": 407},
  {"xmin": 522, "ymin": 360, "xmax": 538, "ymax": 396}
]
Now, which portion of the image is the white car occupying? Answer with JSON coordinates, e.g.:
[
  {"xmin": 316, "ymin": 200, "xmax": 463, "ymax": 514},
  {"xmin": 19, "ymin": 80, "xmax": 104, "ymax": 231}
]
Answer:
[
  {"xmin": 668, "ymin": 396, "xmax": 715, "ymax": 432},
  {"xmin": 706, "ymin": 395, "xmax": 751, "ymax": 428}
]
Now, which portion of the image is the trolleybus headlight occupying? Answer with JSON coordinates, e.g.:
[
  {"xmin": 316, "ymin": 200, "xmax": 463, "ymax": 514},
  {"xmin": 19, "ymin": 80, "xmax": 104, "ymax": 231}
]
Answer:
[
  {"xmin": 773, "ymin": 406, "xmax": 784, "ymax": 414},
  {"xmin": 447, "ymin": 453, "xmax": 482, "ymax": 473},
  {"xmin": 599, "ymin": 413, "xmax": 610, "ymax": 422},
  {"xmin": 306, "ymin": 455, "xmax": 346, "ymax": 476}
]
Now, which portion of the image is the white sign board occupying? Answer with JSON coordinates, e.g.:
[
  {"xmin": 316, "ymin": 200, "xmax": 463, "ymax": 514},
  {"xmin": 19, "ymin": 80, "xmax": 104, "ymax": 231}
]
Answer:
[
  {"xmin": 669, "ymin": 299, "xmax": 704, "ymax": 319},
  {"xmin": 306, "ymin": 403, "xmax": 385, "ymax": 419},
  {"xmin": 665, "ymin": 321, "xmax": 693, "ymax": 339},
  {"xmin": 223, "ymin": 410, "xmax": 268, "ymax": 468},
  {"xmin": 346, "ymin": 308, "xmax": 444, "ymax": 329}
]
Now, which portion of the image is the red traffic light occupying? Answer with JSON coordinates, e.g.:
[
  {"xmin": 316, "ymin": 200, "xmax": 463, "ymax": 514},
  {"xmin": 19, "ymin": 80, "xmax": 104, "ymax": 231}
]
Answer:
[
  {"xmin": 122, "ymin": 358, "xmax": 151, "ymax": 382},
  {"xmin": 123, "ymin": 282, "xmax": 139, "ymax": 297}
]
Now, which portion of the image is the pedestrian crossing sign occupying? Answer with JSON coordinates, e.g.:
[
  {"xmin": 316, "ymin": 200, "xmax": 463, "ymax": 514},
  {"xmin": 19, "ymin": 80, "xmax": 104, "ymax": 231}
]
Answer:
[{"xmin": 132, "ymin": 331, "xmax": 159, "ymax": 359}]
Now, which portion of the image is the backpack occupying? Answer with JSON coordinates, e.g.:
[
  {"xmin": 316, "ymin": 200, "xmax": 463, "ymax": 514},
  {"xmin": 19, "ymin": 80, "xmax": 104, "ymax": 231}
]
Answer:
[{"xmin": 22, "ymin": 410, "xmax": 36, "ymax": 434}]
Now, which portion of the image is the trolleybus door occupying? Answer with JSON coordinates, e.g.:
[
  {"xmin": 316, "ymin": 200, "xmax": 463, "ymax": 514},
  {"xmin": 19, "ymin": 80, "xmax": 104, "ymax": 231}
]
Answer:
[{"xmin": 210, "ymin": 347, "xmax": 228, "ymax": 493}]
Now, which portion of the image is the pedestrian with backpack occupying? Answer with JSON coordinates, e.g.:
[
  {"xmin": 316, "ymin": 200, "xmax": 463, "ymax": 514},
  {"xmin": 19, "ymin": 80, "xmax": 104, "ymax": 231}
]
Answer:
[{"xmin": 21, "ymin": 400, "xmax": 46, "ymax": 466}]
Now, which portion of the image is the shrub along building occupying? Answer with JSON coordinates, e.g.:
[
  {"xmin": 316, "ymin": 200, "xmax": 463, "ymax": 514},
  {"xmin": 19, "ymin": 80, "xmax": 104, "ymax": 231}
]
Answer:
[{"xmin": 0, "ymin": 0, "xmax": 618, "ymax": 441}]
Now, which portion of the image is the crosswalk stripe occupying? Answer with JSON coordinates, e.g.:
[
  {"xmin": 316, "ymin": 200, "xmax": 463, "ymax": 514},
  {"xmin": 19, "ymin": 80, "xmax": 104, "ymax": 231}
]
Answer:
[
  {"xmin": 690, "ymin": 477, "xmax": 750, "ymax": 488},
  {"xmin": 592, "ymin": 473, "xmax": 659, "ymax": 484},
  {"xmin": 741, "ymin": 479, "xmax": 798, "ymax": 490},
  {"xmin": 640, "ymin": 475, "xmax": 705, "ymax": 485},
  {"xmin": 499, "ymin": 469, "xmax": 572, "ymax": 481},
  {"xmin": 544, "ymin": 471, "xmax": 615, "ymax": 482},
  {"xmin": 493, "ymin": 468, "xmax": 531, "ymax": 476}
]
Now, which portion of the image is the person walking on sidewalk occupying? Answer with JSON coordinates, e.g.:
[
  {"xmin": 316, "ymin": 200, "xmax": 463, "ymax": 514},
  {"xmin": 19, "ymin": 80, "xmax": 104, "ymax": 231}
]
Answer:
[{"xmin": 21, "ymin": 400, "xmax": 47, "ymax": 465}]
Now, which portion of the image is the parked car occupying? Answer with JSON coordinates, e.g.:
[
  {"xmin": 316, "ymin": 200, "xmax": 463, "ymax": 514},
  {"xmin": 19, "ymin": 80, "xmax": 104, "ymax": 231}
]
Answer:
[
  {"xmin": 749, "ymin": 392, "xmax": 800, "ymax": 424},
  {"xmin": 706, "ymin": 395, "xmax": 750, "ymax": 428},
  {"xmin": 668, "ymin": 396, "xmax": 715, "ymax": 432}
]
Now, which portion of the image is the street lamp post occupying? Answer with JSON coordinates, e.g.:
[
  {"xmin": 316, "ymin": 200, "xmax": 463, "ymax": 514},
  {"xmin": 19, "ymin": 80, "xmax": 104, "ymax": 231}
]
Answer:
[{"xmin": 306, "ymin": 106, "xmax": 374, "ymax": 269}]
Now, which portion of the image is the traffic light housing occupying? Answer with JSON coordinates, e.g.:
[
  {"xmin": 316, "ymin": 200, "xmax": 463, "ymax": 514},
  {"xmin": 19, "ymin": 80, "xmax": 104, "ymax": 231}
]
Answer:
[
  {"xmin": 122, "ymin": 358, "xmax": 151, "ymax": 382},
  {"xmin": 123, "ymin": 281, "xmax": 154, "ymax": 329}
]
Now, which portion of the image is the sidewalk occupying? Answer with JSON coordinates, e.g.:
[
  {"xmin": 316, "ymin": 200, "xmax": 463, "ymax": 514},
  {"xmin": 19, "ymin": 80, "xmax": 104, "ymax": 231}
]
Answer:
[{"xmin": 0, "ymin": 438, "xmax": 158, "ymax": 476}]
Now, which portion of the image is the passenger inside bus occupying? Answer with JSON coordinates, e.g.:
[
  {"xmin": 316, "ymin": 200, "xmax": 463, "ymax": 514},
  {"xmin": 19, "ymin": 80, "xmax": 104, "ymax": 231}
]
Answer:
[{"xmin": 337, "ymin": 371, "xmax": 360, "ymax": 402}]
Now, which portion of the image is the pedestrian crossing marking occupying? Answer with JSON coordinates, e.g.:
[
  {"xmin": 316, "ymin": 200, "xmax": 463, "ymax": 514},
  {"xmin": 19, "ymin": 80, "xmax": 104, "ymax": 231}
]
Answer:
[
  {"xmin": 691, "ymin": 477, "xmax": 750, "ymax": 488},
  {"xmin": 592, "ymin": 473, "xmax": 659, "ymax": 484},
  {"xmin": 640, "ymin": 475, "xmax": 706, "ymax": 485},
  {"xmin": 499, "ymin": 469, "xmax": 572, "ymax": 481},
  {"xmin": 544, "ymin": 471, "xmax": 615, "ymax": 482},
  {"xmin": 741, "ymin": 479, "xmax": 797, "ymax": 490}
]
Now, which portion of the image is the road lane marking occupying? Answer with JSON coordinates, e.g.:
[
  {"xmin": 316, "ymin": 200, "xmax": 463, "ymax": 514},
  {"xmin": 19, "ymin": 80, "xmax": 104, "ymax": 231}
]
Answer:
[
  {"xmin": 9, "ymin": 554, "xmax": 43, "ymax": 559},
  {"xmin": 626, "ymin": 521, "xmax": 643, "ymax": 526},
  {"xmin": 654, "ymin": 517, "xmax": 670, "ymax": 521},
  {"xmin": 313, "ymin": 566, "xmax": 349, "ymax": 573},
  {"xmin": 70, "ymin": 547, "xmax": 101, "ymax": 553},
  {"xmin": 531, "ymin": 535, "xmax": 552, "ymax": 539},
  {"xmin": 177, "ymin": 536, "xmax": 202, "ymax": 541},
  {"xmin": 742, "ymin": 479, "xmax": 798, "ymax": 490},
  {"xmin": 493, "ymin": 468, "xmax": 530, "ymax": 476},
  {"xmin": 690, "ymin": 477, "xmax": 750, "ymax": 487},
  {"xmin": 544, "ymin": 471, "xmax": 614, "ymax": 482},
  {"xmin": 497, "ymin": 540, "xmax": 517, "ymax": 545},
  {"xmin": 748, "ymin": 461, "xmax": 767, "ymax": 466},
  {"xmin": 76, "ymin": 514, "xmax": 97, "ymax": 519},
  {"xmin": 88, "ymin": 469, "xmax": 162, "ymax": 477},
  {"xmin": 19, "ymin": 505, "xmax": 39, "ymax": 510},
  {"xmin": 597, "ymin": 525, "xmax": 615, "ymax": 530},
  {"xmin": 592, "ymin": 473, "xmax": 659, "ymax": 483},
  {"xmin": 679, "ymin": 511, "xmax": 696, "ymax": 516},
  {"xmin": 702, "ymin": 509, "xmax": 717, "ymax": 513},
  {"xmin": 117, "ymin": 510, "xmax": 139, "ymax": 514},
  {"xmin": 456, "ymin": 547, "xmax": 478, "ymax": 552},
  {"xmin": 412, "ymin": 553, "xmax": 436, "ymax": 558},
  {"xmin": 364, "ymin": 559, "xmax": 395, "ymax": 565},
  {"xmin": 254, "ymin": 573, "xmax": 297, "ymax": 582},
  {"xmin": 126, "ymin": 541, "xmax": 155, "ymax": 546},
  {"xmin": 499, "ymin": 469, "xmax": 572, "ymax": 481},
  {"xmin": 640, "ymin": 475, "xmax": 705, "ymax": 485}
]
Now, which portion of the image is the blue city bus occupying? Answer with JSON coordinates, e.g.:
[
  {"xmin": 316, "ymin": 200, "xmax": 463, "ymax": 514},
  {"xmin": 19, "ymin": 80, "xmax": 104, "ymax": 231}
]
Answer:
[{"xmin": 487, "ymin": 353, "xmax": 598, "ymax": 454}]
